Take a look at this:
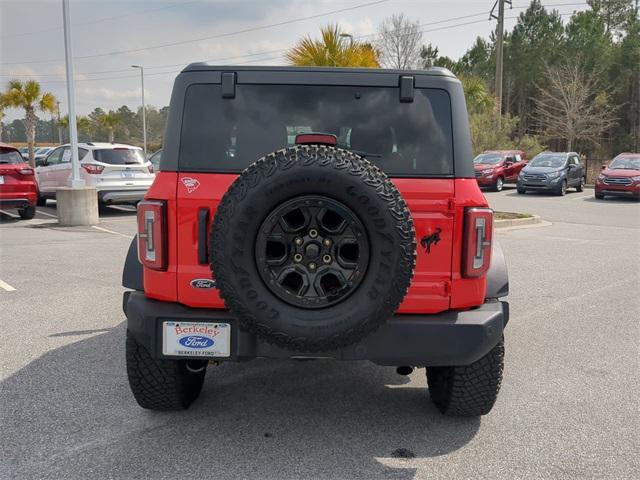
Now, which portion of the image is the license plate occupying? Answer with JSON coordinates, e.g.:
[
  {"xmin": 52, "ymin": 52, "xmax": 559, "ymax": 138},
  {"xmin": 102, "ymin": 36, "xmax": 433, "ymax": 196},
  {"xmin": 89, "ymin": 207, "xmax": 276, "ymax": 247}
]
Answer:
[
  {"xmin": 162, "ymin": 321, "xmax": 230, "ymax": 357},
  {"xmin": 121, "ymin": 171, "xmax": 135, "ymax": 178},
  {"xmin": 0, "ymin": 176, "xmax": 4, "ymax": 184}
]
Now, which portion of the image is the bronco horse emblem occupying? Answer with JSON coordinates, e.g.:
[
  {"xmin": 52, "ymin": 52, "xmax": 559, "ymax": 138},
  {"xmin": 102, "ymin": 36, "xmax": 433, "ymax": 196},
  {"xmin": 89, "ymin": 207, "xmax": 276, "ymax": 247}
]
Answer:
[{"xmin": 420, "ymin": 228, "xmax": 442, "ymax": 254}]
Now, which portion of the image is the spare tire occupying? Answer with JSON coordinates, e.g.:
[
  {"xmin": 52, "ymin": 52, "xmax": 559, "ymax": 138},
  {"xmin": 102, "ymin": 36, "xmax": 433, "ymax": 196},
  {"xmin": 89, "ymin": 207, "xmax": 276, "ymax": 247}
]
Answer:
[{"xmin": 210, "ymin": 145, "xmax": 416, "ymax": 352}]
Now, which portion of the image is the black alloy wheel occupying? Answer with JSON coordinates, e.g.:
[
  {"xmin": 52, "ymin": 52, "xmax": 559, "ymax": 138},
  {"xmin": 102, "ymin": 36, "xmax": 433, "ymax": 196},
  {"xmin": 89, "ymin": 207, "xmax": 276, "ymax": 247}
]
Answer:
[{"xmin": 255, "ymin": 195, "xmax": 369, "ymax": 309}]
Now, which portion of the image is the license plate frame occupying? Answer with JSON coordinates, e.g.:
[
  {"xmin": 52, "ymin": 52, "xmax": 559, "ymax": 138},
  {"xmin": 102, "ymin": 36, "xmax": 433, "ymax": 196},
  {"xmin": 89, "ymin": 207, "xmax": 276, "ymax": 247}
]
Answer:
[{"xmin": 162, "ymin": 321, "xmax": 231, "ymax": 358}]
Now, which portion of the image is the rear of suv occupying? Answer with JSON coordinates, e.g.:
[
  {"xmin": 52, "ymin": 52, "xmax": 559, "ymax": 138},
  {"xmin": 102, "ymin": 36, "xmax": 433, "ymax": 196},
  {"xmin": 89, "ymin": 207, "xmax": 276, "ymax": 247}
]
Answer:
[
  {"xmin": 122, "ymin": 66, "xmax": 510, "ymax": 417},
  {"xmin": 36, "ymin": 142, "xmax": 154, "ymax": 206},
  {"xmin": 0, "ymin": 143, "xmax": 38, "ymax": 219}
]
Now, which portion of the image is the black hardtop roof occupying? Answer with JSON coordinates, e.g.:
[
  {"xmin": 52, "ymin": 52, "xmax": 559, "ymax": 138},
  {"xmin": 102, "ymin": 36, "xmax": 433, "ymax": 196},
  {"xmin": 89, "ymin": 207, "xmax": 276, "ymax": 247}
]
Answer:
[{"xmin": 181, "ymin": 63, "xmax": 456, "ymax": 78}]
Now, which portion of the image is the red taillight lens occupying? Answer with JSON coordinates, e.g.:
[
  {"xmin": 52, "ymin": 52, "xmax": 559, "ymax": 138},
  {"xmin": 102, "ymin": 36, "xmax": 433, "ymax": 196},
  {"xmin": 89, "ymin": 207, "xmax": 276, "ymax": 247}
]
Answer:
[
  {"xmin": 82, "ymin": 164, "xmax": 105, "ymax": 174},
  {"xmin": 18, "ymin": 168, "xmax": 34, "ymax": 175},
  {"xmin": 462, "ymin": 207, "xmax": 493, "ymax": 278},
  {"xmin": 137, "ymin": 200, "xmax": 167, "ymax": 271}
]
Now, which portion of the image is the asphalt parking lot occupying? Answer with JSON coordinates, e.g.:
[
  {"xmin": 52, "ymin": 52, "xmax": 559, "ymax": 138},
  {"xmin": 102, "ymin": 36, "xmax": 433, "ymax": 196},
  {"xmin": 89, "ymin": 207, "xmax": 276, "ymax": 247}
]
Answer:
[{"xmin": 1, "ymin": 189, "xmax": 638, "ymax": 480}]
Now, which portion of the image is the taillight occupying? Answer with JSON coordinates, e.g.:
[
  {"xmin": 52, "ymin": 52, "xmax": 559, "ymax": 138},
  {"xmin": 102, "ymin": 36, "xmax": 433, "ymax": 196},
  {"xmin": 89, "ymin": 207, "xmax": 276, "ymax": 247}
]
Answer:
[
  {"xmin": 18, "ymin": 168, "xmax": 34, "ymax": 175},
  {"xmin": 137, "ymin": 200, "xmax": 167, "ymax": 271},
  {"xmin": 82, "ymin": 164, "xmax": 105, "ymax": 174},
  {"xmin": 462, "ymin": 207, "xmax": 493, "ymax": 278}
]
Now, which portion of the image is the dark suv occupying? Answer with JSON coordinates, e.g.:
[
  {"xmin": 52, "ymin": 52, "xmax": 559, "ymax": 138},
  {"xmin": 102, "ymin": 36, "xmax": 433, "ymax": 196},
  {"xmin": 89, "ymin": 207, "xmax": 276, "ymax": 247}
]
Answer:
[
  {"xmin": 517, "ymin": 151, "xmax": 585, "ymax": 195},
  {"xmin": 122, "ymin": 65, "xmax": 509, "ymax": 417}
]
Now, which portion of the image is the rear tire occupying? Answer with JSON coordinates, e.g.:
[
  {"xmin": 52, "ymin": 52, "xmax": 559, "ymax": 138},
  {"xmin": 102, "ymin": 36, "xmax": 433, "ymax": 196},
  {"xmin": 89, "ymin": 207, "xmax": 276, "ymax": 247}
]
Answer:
[
  {"xmin": 36, "ymin": 194, "xmax": 47, "ymax": 207},
  {"xmin": 18, "ymin": 205, "xmax": 36, "ymax": 220},
  {"xmin": 427, "ymin": 338, "xmax": 504, "ymax": 417},
  {"xmin": 576, "ymin": 177, "xmax": 585, "ymax": 192},
  {"xmin": 126, "ymin": 330, "xmax": 206, "ymax": 410}
]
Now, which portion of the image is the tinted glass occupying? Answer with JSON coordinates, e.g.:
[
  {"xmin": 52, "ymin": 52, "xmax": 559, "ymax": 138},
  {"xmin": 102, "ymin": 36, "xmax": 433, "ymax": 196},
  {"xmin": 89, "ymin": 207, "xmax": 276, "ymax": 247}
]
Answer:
[
  {"xmin": 180, "ymin": 84, "xmax": 453, "ymax": 176},
  {"xmin": 46, "ymin": 147, "xmax": 65, "ymax": 164},
  {"xmin": 529, "ymin": 154, "xmax": 566, "ymax": 168},
  {"xmin": 474, "ymin": 153, "xmax": 502, "ymax": 164},
  {"xmin": 93, "ymin": 148, "xmax": 145, "ymax": 165},
  {"xmin": 0, "ymin": 148, "xmax": 25, "ymax": 164}
]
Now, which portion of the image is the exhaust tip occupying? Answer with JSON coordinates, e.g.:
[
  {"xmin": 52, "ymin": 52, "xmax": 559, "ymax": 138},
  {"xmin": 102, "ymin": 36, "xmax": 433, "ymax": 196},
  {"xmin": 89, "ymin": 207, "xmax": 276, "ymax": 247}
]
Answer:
[{"xmin": 396, "ymin": 366, "xmax": 414, "ymax": 376}]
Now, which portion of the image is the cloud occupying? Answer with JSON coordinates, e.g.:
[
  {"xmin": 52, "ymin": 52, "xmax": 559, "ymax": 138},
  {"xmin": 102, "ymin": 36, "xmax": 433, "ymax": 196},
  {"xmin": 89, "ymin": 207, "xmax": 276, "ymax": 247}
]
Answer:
[{"xmin": 78, "ymin": 86, "xmax": 144, "ymax": 103}]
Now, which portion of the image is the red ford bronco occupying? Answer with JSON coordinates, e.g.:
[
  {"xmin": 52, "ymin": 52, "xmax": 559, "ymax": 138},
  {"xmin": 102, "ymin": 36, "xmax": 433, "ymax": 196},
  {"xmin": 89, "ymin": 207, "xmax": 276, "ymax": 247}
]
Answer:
[{"xmin": 123, "ymin": 65, "xmax": 509, "ymax": 416}]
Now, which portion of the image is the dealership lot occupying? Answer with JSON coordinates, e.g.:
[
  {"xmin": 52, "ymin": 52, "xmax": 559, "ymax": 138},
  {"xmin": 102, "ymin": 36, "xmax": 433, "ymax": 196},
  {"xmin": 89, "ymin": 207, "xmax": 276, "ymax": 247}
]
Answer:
[{"xmin": 0, "ymin": 190, "xmax": 638, "ymax": 480}]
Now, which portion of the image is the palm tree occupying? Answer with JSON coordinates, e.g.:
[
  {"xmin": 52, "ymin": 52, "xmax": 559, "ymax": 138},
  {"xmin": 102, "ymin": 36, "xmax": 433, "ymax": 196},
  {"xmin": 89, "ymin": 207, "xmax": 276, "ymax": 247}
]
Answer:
[
  {"xmin": 0, "ymin": 94, "xmax": 7, "ymax": 142},
  {"xmin": 98, "ymin": 111, "xmax": 121, "ymax": 143},
  {"xmin": 4, "ymin": 80, "xmax": 56, "ymax": 167},
  {"xmin": 286, "ymin": 24, "xmax": 379, "ymax": 67},
  {"xmin": 59, "ymin": 115, "xmax": 91, "ymax": 142},
  {"xmin": 461, "ymin": 76, "xmax": 495, "ymax": 115}
]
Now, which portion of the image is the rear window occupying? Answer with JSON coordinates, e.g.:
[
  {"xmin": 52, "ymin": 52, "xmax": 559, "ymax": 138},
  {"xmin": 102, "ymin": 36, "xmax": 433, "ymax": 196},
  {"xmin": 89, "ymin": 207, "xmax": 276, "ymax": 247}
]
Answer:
[
  {"xmin": 93, "ymin": 148, "xmax": 145, "ymax": 165},
  {"xmin": 179, "ymin": 84, "xmax": 453, "ymax": 176},
  {"xmin": 0, "ymin": 148, "xmax": 24, "ymax": 164}
]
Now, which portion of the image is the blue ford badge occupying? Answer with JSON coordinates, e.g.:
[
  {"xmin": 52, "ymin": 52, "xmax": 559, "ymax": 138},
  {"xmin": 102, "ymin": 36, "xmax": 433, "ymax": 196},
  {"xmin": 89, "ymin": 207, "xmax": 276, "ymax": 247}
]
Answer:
[
  {"xmin": 179, "ymin": 336, "xmax": 214, "ymax": 348},
  {"xmin": 190, "ymin": 278, "xmax": 216, "ymax": 289}
]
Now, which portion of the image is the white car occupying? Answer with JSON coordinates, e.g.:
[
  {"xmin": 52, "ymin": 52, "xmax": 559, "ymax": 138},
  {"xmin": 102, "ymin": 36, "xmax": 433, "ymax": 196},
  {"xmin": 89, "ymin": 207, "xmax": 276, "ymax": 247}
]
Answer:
[{"xmin": 36, "ymin": 142, "xmax": 155, "ymax": 206}]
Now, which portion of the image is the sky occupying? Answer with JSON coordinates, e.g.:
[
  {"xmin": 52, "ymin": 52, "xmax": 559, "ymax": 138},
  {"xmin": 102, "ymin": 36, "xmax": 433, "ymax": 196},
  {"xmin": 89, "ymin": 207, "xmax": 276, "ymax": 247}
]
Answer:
[{"xmin": 0, "ymin": 0, "xmax": 590, "ymax": 122}]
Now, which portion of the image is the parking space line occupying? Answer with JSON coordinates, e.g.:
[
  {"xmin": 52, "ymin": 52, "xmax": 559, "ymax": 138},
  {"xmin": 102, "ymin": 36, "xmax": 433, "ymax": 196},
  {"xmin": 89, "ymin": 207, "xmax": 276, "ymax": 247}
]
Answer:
[
  {"xmin": 0, "ymin": 209, "xmax": 19, "ymax": 218},
  {"xmin": 0, "ymin": 279, "xmax": 16, "ymax": 292},
  {"xmin": 570, "ymin": 193, "xmax": 594, "ymax": 201},
  {"xmin": 37, "ymin": 210, "xmax": 58, "ymax": 218},
  {"xmin": 91, "ymin": 225, "xmax": 134, "ymax": 239}
]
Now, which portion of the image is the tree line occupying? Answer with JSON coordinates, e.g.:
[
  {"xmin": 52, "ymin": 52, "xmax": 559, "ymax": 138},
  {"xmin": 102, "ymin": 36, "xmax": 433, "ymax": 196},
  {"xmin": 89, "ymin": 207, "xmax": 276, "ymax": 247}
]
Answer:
[
  {"xmin": 288, "ymin": 0, "xmax": 639, "ymax": 158},
  {"xmin": 1, "ymin": 0, "xmax": 638, "ymax": 166}
]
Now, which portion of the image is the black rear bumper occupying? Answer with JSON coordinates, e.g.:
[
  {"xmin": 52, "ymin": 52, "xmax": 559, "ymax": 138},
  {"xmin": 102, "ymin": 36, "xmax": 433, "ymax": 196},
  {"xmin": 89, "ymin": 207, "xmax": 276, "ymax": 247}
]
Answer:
[{"xmin": 124, "ymin": 291, "xmax": 508, "ymax": 367}]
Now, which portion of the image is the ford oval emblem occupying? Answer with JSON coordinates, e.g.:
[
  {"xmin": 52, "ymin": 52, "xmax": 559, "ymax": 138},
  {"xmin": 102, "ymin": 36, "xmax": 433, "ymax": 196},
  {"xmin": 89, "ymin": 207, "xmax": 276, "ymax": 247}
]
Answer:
[
  {"xmin": 179, "ymin": 336, "xmax": 214, "ymax": 349},
  {"xmin": 190, "ymin": 278, "xmax": 217, "ymax": 289}
]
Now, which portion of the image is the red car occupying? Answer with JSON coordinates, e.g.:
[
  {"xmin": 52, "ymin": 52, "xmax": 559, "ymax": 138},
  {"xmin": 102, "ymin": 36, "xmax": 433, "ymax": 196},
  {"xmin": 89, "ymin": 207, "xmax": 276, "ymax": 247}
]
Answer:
[
  {"xmin": 473, "ymin": 150, "xmax": 528, "ymax": 191},
  {"xmin": 0, "ymin": 143, "xmax": 37, "ymax": 219},
  {"xmin": 595, "ymin": 153, "xmax": 640, "ymax": 200}
]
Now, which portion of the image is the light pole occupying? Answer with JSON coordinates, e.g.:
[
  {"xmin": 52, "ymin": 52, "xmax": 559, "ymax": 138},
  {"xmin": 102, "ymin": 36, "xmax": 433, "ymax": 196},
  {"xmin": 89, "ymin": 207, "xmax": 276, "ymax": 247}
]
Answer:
[
  {"xmin": 62, "ymin": 0, "xmax": 83, "ymax": 188},
  {"xmin": 131, "ymin": 65, "xmax": 147, "ymax": 156}
]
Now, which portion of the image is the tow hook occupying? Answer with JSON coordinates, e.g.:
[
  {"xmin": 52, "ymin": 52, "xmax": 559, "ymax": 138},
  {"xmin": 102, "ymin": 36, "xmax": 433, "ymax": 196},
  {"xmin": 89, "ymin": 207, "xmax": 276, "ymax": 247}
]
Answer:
[{"xmin": 396, "ymin": 366, "xmax": 414, "ymax": 376}]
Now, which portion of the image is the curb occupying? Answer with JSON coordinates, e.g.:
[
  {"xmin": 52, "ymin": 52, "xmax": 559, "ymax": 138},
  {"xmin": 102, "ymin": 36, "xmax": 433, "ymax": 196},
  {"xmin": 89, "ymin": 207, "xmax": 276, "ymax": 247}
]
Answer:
[{"xmin": 495, "ymin": 214, "xmax": 542, "ymax": 229}]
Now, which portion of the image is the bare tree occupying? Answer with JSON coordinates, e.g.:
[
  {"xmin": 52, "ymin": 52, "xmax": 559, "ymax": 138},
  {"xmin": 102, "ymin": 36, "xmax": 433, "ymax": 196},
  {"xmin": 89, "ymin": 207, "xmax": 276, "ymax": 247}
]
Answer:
[
  {"xmin": 533, "ymin": 63, "xmax": 618, "ymax": 151},
  {"xmin": 376, "ymin": 13, "xmax": 422, "ymax": 69}
]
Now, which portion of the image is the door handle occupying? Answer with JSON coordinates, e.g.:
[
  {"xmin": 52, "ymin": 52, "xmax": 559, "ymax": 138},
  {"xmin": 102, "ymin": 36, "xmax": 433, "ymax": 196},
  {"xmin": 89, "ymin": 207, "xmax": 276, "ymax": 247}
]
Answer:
[{"xmin": 197, "ymin": 208, "xmax": 210, "ymax": 265}]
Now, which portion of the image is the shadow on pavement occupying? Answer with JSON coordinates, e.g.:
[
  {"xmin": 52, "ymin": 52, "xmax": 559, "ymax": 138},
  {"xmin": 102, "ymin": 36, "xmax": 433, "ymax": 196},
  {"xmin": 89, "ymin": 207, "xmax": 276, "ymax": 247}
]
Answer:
[
  {"xmin": 582, "ymin": 196, "xmax": 640, "ymax": 204},
  {"xmin": 1, "ymin": 322, "xmax": 480, "ymax": 479}
]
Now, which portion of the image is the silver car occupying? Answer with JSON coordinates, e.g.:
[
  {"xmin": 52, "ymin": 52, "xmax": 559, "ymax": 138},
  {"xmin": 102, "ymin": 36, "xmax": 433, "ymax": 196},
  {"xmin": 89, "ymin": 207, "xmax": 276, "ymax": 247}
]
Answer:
[{"xmin": 36, "ymin": 142, "xmax": 155, "ymax": 205}]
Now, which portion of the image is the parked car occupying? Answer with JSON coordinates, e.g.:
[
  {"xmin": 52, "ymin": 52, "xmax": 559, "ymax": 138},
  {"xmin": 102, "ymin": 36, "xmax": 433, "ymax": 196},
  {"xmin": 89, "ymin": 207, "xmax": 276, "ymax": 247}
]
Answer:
[
  {"xmin": 0, "ymin": 143, "xmax": 38, "ymax": 219},
  {"xmin": 122, "ymin": 65, "xmax": 509, "ymax": 417},
  {"xmin": 36, "ymin": 142, "xmax": 155, "ymax": 206},
  {"xmin": 473, "ymin": 150, "xmax": 528, "ymax": 191},
  {"xmin": 34, "ymin": 146, "xmax": 55, "ymax": 164},
  {"xmin": 517, "ymin": 151, "xmax": 585, "ymax": 195},
  {"xmin": 18, "ymin": 147, "xmax": 29, "ymax": 159},
  {"xmin": 147, "ymin": 149, "xmax": 162, "ymax": 172},
  {"xmin": 595, "ymin": 153, "xmax": 640, "ymax": 200}
]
